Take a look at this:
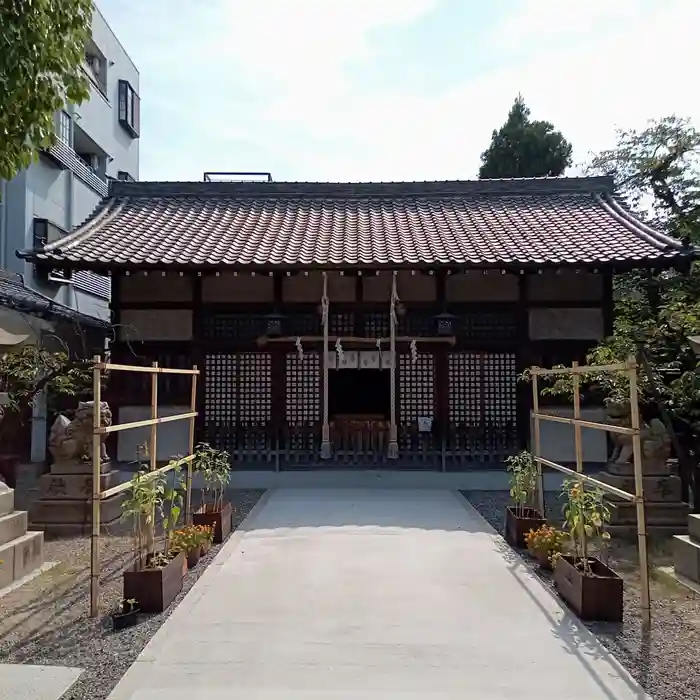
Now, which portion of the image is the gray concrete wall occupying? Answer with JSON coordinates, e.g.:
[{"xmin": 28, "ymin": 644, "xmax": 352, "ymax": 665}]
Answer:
[{"xmin": 117, "ymin": 405, "xmax": 193, "ymax": 463}]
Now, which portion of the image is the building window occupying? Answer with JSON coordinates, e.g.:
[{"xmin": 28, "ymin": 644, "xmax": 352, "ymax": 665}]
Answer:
[
  {"xmin": 118, "ymin": 80, "xmax": 140, "ymax": 138},
  {"xmin": 57, "ymin": 111, "xmax": 72, "ymax": 145}
]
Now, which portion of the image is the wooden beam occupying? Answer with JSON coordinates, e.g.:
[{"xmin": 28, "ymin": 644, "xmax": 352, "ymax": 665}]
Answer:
[
  {"xmin": 258, "ymin": 335, "xmax": 457, "ymax": 345},
  {"xmin": 97, "ymin": 362, "xmax": 199, "ymax": 375},
  {"xmin": 97, "ymin": 411, "xmax": 198, "ymax": 434},
  {"xmin": 532, "ymin": 411, "xmax": 636, "ymax": 435}
]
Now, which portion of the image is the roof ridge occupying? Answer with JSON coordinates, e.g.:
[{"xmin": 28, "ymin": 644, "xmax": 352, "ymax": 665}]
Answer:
[{"xmin": 108, "ymin": 176, "xmax": 615, "ymax": 199}]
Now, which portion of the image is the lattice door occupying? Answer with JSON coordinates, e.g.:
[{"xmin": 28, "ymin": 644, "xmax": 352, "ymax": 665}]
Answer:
[
  {"xmin": 204, "ymin": 353, "xmax": 237, "ymax": 453},
  {"xmin": 398, "ymin": 353, "xmax": 434, "ymax": 424},
  {"xmin": 448, "ymin": 353, "xmax": 481, "ymax": 425},
  {"xmin": 285, "ymin": 353, "xmax": 320, "ymax": 426},
  {"xmin": 447, "ymin": 352, "xmax": 517, "ymax": 457},
  {"xmin": 238, "ymin": 353, "xmax": 272, "ymax": 426}
]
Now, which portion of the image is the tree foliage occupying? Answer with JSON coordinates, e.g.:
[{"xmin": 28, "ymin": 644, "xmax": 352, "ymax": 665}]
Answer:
[
  {"xmin": 0, "ymin": 345, "xmax": 93, "ymax": 413},
  {"xmin": 479, "ymin": 95, "xmax": 573, "ymax": 179},
  {"xmin": 536, "ymin": 117, "xmax": 700, "ymax": 505},
  {"xmin": 0, "ymin": 0, "xmax": 93, "ymax": 181}
]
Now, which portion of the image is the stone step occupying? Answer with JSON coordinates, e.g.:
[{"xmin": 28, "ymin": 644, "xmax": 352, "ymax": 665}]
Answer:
[
  {"xmin": 0, "ymin": 510, "xmax": 28, "ymax": 547},
  {"xmin": 688, "ymin": 514, "xmax": 700, "ymax": 543},
  {"xmin": 50, "ymin": 461, "xmax": 111, "ymax": 476},
  {"xmin": 607, "ymin": 501, "xmax": 690, "ymax": 526},
  {"xmin": 0, "ymin": 530, "xmax": 44, "ymax": 589},
  {"xmin": 0, "ymin": 485, "xmax": 13, "ymax": 517},
  {"xmin": 605, "ymin": 460, "xmax": 671, "ymax": 477},
  {"xmin": 606, "ymin": 523, "xmax": 688, "ymax": 540},
  {"xmin": 597, "ymin": 473, "xmax": 682, "ymax": 502},
  {"xmin": 674, "ymin": 535, "xmax": 700, "ymax": 584}
]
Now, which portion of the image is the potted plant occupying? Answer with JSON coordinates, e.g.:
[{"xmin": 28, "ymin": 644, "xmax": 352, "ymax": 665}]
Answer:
[
  {"xmin": 121, "ymin": 467, "xmax": 187, "ymax": 613},
  {"xmin": 553, "ymin": 478, "xmax": 622, "ymax": 621},
  {"xmin": 192, "ymin": 443, "xmax": 233, "ymax": 543},
  {"xmin": 171, "ymin": 525, "xmax": 203, "ymax": 569},
  {"xmin": 197, "ymin": 524, "xmax": 214, "ymax": 557},
  {"xmin": 525, "ymin": 525, "xmax": 567, "ymax": 571},
  {"xmin": 111, "ymin": 598, "xmax": 140, "ymax": 631},
  {"xmin": 505, "ymin": 451, "xmax": 546, "ymax": 547}
]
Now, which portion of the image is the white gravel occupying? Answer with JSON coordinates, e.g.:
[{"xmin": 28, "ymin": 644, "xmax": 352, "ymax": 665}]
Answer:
[
  {"xmin": 461, "ymin": 490, "xmax": 700, "ymax": 700},
  {"xmin": 0, "ymin": 489, "xmax": 264, "ymax": 700}
]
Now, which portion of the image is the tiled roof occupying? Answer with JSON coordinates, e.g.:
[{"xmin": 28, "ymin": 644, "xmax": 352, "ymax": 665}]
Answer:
[
  {"xmin": 0, "ymin": 271, "xmax": 110, "ymax": 329},
  {"xmin": 22, "ymin": 176, "xmax": 692, "ymax": 270}
]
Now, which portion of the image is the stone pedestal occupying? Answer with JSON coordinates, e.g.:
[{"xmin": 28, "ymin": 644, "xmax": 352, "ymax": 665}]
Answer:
[
  {"xmin": 599, "ymin": 459, "xmax": 690, "ymax": 539},
  {"xmin": 29, "ymin": 461, "xmax": 124, "ymax": 538},
  {"xmin": 0, "ymin": 483, "xmax": 44, "ymax": 591},
  {"xmin": 674, "ymin": 514, "xmax": 700, "ymax": 587}
]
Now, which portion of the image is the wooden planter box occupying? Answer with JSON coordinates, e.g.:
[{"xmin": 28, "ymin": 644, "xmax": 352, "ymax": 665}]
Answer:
[
  {"xmin": 193, "ymin": 501, "xmax": 233, "ymax": 544},
  {"xmin": 554, "ymin": 554, "xmax": 623, "ymax": 622},
  {"xmin": 123, "ymin": 550, "xmax": 185, "ymax": 614},
  {"xmin": 505, "ymin": 506, "xmax": 546, "ymax": 548}
]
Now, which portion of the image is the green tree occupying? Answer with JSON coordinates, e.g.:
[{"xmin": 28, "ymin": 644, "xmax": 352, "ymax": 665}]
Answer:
[
  {"xmin": 479, "ymin": 95, "xmax": 573, "ymax": 179},
  {"xmin": 538, "ymin": 116, "xmax": 700, "ymax": 508},
  {"xmin": 0, "ymin": 0, "xmax": 93, "ymax": 181}
]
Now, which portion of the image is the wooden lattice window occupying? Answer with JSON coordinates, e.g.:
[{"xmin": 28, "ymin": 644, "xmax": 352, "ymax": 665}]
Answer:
[
  {"xmin": 398, "ymin": 311, "xmax": 433, "ymax": 337},
  {"xmin": 447, "ymin": 353, "xmax": 481, "ymax": 425},
  {"xmin": 238, "ymin": 353, "xmax": 272, "ymax": 426},
  {"xmin": 398, "ymin": 353, "xmax": 434, "ymax": 424},
  {"xmin": 201, "ymin": 313, "xmax": 268, "ymax": 341},
  {"xmin": 457, "ymin": 311, "xmax": 518, "ymax": 342},
  {"xmin": 364, "ymin": 311, "xmax": 389, "ymax": 337},
  {"xmin": 330, "ymin": 312, "xmax": 355, "ymax": 335},
  {"xmin": 285, "ymin": 352, "xmax": 320, "ymax": 426},
  {"xmin": 483, "ymin": 353, "xmax": 517, "ymax": 427},
  {"xmin": 287, "ymin": 313, "xmax": 321, "ymax": 336},
  {"xmin": 204, "ymin": 354, "xmax": 237, "ymax": 427}
]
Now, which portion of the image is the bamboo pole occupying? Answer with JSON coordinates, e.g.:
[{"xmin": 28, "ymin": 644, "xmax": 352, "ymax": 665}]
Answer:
[
  {"xmin": 100, "ymin": 455, "xmax": 195, "ymax": 499},
  {"xmin": 530, "ymin": 362, "xmax": 627, "ymax": 376},
  {"xmin": 571, "ymin": 361, "xmax": 588, "ymax": 563},
  {"xmin": 531, "ymin": 412, "xmax": 637, "ymax": 435},
  {"xmin": 97, "ymin": 412, "xmax": 198, "ymax": 434},
  {"xmin": 534, "ymin": 456, "xmax": 637, "ymax": 501},
  {"xmin": 147, "ymin": 362, "xmax": 158, "ymax": 561},
  {"xmin": 89, "ymin": 354, "xmax": 102, "ymax": 618},
  {"xmin": 531, "ymin": 370, "xmax": 545, "ymax": 515},
  {"xmin": 96, "ymin": 363, "xmax": 199, "ymax": 375},
  {"xmin": 627, "ymin": 355, "xmax": 651, "ymax": 629},
  {"xmin": 186, "ymin": 365, "xmax": 198, "ymax": 524}
]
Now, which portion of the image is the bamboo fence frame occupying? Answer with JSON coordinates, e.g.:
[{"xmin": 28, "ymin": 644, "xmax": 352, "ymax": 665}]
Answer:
[
  {"xmin": 89, "ymin": 356, "xmax": 200, "ymax": 618},
  {"xmin": 530, "ymin": 355, "xmax": 652, "ymax": 629}
]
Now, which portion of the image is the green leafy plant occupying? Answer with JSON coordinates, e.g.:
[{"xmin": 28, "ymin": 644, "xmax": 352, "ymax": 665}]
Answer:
[
  {"xmin": 120, "ymin": 469, "xmax": 166, "ymax": 570},
  {"xmin": 113, "ymin": 598, "xmax": 138, "ymax": 615},
  {"xmin": 525, "ymin": 525, "xmax": 567, "ymax": 567},
  {"xmin": 506, "ymin": 450, "xmax": 540, "ymax": 516},
  {"xmin": 194, "ymin": 443, "xmax": 231, "ymax": 512},
  {"xmin": 162, "ymin": 463, "xmax": 186, "ymax": 556},
  {"xmin": 0, "ymin": 0, "xmax": 92, "ymax": 181},
  {"xmin": 560, "ymin": 479, "xmax": 612, "ymax": 575}
]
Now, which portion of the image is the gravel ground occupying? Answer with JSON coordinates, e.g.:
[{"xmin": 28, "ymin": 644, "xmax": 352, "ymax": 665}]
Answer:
[
  {"xmin": 461, "ymin": 490, "xmax": 700, "ymax": 700},
  {"xmin": 0, "ymin": 488, "xmax": 264, "ymax": 700}
]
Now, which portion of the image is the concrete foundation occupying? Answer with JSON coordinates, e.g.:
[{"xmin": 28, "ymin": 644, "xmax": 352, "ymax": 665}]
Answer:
[
  {"xmin": 674, "ymin": 514, "xmax": 700, "ymax": 589},
  {"xmin": 599, "ymin": 460, "xmax": 689, "ymax": 540},
  {"xmin": 0, "ymin": 484, "xmax": 44, "ymax": 593},
  {"xmin": 29, "ymin": 461, "xmax": 124, "ymax": 537}
]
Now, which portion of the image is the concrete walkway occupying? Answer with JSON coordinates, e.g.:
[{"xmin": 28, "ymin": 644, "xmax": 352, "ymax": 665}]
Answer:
[{"xmin": 108, "ymin": 489, "xmax": 649, "ymax": 700}]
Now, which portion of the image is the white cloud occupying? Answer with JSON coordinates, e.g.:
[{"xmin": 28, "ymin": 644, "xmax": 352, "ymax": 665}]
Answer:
[{"xmin": 101, "ymin": 0, "xmax": 700, "ymax": 181}]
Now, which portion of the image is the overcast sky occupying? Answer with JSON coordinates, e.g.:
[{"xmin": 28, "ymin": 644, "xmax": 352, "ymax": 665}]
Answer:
[{"xmin": 97, "ymin": 0, "xmax": 700, "ymax": 183}]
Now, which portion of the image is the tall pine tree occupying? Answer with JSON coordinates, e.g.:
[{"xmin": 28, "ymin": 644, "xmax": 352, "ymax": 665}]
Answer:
[{"xmin": 479, "ymin": 95, "xmax": 572, "ymax": 179}]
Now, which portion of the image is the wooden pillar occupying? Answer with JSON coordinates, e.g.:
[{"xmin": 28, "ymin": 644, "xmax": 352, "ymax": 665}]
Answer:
[
  {"xmin": 435, "ymin": 272, "xmax": 449, "ymax": 434},
  {"xmin": 516, "ymin": 272, "xmax": 530, "ymax": 450},
  {"xmin": 191, "ymin": 273, "xmax": 204, "ymax": 443},
  {"xmin": 271, "ymin": 273, "xmax": 285, "ymax": 466}
]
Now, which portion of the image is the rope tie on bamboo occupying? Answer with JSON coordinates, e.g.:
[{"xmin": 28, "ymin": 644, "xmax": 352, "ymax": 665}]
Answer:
[
  {"xmin": 320, "ymin": 272, "xmax": 331, "ymax": 459},
  {"xmin": 388, "ymin": 272, "xmax": 399, "ymax": 459}
]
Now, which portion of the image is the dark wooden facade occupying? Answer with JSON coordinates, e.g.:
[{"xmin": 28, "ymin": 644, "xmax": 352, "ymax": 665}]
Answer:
[{"xmin": 107, "ymin": 267, "xmax": 611, "ymax": 470}]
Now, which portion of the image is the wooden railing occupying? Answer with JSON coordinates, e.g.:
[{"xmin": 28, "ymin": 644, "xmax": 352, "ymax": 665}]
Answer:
[{"xmin": 203, "ymin": 421, "xmax": 518, "ymax": 470}]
